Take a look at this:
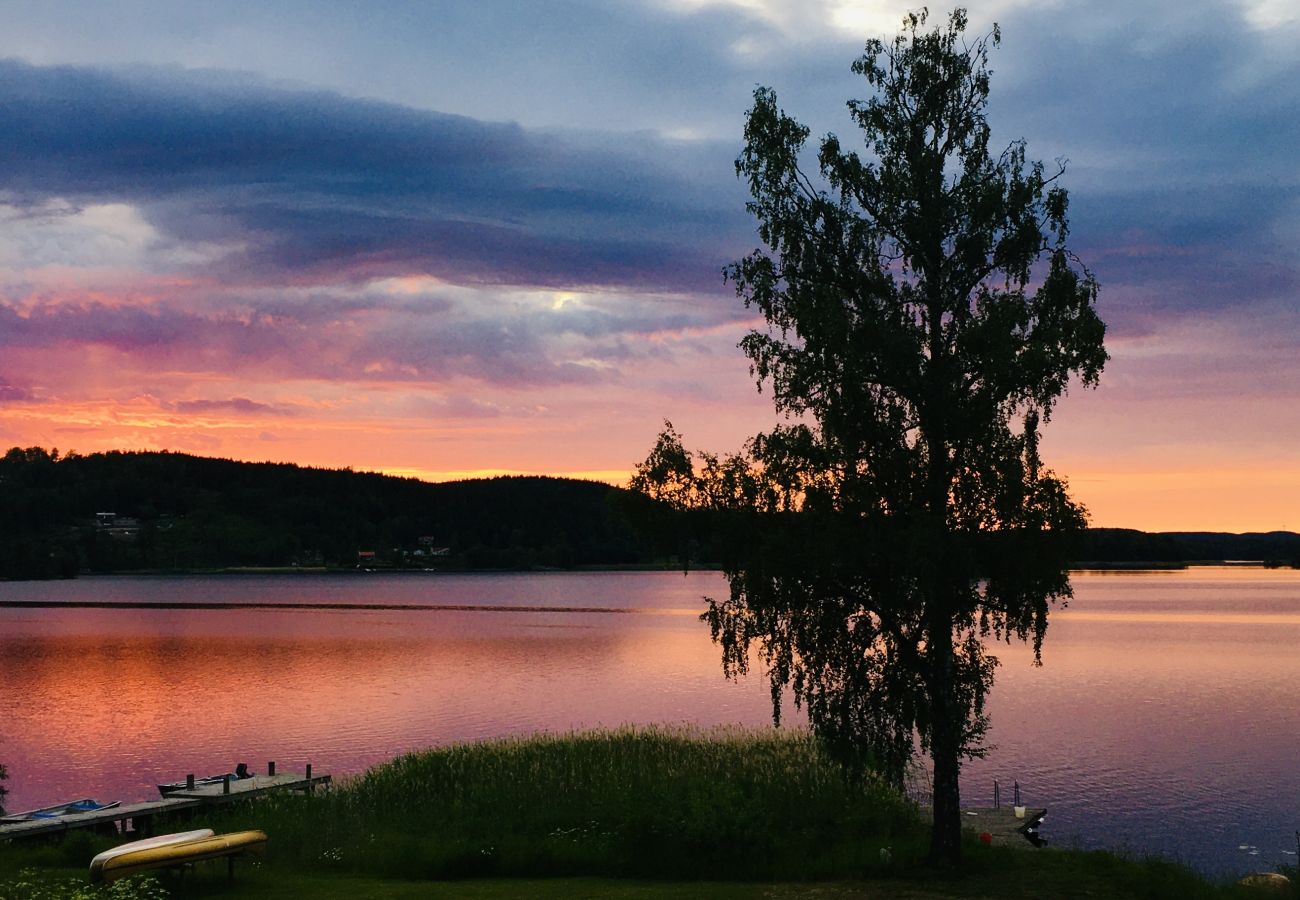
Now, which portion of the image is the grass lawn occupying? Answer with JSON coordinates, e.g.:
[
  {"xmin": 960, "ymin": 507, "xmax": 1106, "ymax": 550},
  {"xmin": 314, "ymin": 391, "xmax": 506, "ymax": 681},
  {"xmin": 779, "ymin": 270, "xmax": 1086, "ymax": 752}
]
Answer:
[
  {"xmin": 207, "ymin": 860, "xmax": 1295, "ymax": 899},
  {"xmin": 4, "ymin": 861, "xmax": 1288, "ymax": 900}
]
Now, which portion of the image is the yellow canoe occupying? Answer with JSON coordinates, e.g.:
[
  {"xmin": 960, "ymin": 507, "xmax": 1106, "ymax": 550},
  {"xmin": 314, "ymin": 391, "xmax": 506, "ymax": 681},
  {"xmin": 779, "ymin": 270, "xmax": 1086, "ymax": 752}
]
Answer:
[
  {"xmin": 90, "ymin": 829, "xmax": 267, "ymax": 883},
  {"xmin": 90, "ymin": 829, "xmax": 215, "ymax": 874}
]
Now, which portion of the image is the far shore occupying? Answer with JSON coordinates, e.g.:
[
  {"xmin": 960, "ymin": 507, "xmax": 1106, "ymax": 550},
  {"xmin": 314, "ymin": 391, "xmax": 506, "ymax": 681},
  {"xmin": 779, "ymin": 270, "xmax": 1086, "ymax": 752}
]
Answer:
[{"xmin": 6, "ymin": 560, "xmax": 1300, "ymax": 583}]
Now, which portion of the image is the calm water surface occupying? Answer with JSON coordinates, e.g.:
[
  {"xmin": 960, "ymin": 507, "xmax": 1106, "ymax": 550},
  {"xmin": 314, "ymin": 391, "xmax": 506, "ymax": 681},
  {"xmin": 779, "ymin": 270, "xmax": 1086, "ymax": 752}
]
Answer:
[{"xmin": 1, "ymin": 568, "xmax": 1297, "ymax": 875}]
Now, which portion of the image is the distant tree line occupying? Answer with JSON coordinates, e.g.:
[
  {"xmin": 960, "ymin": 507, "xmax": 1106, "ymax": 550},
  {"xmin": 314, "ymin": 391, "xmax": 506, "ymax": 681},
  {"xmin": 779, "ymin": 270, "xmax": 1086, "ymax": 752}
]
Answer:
[
  {"xmin": 1077, "ymin": 528, "xmax": 1300, "ymax": 567},
  {"xmin": 0, "ymin": 446, "xmax": 1296, "ymax": 581},
  {"xmin": 0, "ymin": 447, "xmax": 653, "ymax": 579}
]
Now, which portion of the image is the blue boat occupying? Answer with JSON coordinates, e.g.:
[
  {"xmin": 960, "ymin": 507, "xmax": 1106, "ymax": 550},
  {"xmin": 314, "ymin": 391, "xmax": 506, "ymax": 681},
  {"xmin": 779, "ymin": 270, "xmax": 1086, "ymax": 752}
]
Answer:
[{"xmin": 0, "ymin": 798, "xmax": 121, "ymax": 823}]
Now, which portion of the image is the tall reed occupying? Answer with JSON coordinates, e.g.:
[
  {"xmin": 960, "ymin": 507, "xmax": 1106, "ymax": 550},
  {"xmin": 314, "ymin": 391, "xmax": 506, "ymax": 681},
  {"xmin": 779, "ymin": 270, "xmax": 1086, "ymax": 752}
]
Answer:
[{"xmin": 207, "ymin": 726, "xmax": 923, "ymax": 880}]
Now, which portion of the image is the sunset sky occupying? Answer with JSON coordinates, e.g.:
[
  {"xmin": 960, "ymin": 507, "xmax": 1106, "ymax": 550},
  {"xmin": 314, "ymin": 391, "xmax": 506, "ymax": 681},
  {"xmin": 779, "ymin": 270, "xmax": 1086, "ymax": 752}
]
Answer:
[{"xmin": 1, "ymin": 0, "xmax": 1298, "ymax": 531}]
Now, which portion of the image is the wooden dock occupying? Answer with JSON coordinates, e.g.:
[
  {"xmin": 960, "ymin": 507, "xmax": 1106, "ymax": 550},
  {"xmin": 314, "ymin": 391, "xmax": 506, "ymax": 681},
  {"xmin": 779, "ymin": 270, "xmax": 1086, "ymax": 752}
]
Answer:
[
  {"xmin": 164, "ymin": 773, "xmax": 328, "ymax": 801},
  {"xmin": 0, "ymin": 772, "xmax": 330, "ymax": 842},
  {"xmin": 962, "ymin": 806, "xmax": 1047, "ymax": 848}
]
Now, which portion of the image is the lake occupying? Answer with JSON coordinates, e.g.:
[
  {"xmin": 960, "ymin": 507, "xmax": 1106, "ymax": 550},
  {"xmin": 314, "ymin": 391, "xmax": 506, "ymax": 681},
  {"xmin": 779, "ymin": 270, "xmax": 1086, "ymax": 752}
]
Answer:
[{"xmin": 1, "ymin": 567, "xmax": 1297, "ymax": 876}]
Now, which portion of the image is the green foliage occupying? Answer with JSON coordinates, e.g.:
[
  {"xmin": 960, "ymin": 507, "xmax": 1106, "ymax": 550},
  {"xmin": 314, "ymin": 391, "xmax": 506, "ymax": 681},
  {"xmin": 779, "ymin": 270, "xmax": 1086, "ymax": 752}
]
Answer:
[
  {"xmin": 0, "ymin": 871, "xmax": 167, "ymax": 900},
  {"xmin": 199, "ymin": 727, "xmax": 923, "ymax": 881},
  {"xmin": 1275, "ymin": 865, "xmax": 1300, "ymax": 898},
  {"xmin": 635, "ymin": 6, "xmax": 1107, "ymax": 865}
]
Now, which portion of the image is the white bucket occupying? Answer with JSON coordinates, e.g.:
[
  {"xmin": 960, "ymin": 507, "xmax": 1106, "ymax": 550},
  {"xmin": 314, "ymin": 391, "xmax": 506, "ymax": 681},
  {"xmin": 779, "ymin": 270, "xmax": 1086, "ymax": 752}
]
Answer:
[{"xmin": 1014, "ymin": 805, "xmax": 1026, "ymax": 818}]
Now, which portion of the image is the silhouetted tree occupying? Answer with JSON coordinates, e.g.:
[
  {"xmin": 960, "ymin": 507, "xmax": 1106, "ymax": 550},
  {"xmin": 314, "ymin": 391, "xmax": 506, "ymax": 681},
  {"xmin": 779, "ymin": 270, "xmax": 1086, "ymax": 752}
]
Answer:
[{"xmin": 633, "ymin": 8, "xmax": 1106, "ymax": 865}]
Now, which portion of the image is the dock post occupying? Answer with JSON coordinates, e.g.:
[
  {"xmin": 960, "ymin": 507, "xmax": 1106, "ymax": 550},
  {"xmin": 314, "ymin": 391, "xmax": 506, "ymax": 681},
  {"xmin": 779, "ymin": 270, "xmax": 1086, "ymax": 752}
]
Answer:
[
  {"xmin": 306, "ymin": 763, "xmax": 313, "ymax": 792},
  {"xmin": 268, "ymin": 761, "xmax": 276, "ymax": 777},
  {"xmin": 223, "ymin": 775, "xmax": 231, "ymax": 795},
  {"xmin": 1014, "ymin": 781, "xmax": 1020, "ymax": 806},
  {"xmin": 993, "ymin": 780, "xmax": 1000, "ymax": 809},
  {"xmin": 186, "ymin": 773, "xmax": 195, "ymax": 790}
]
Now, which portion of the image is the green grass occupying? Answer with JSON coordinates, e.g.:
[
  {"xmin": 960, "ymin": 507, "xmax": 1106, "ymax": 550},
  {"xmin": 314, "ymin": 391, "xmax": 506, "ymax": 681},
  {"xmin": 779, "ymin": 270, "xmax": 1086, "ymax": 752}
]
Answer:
[
  {"xmin": 202, "ymin": 726, "xmax": 924, "ymax": 881},
  {"xmin": 1, "ymin": 728, "xmax": 1295, "ymax": 899},
  {"xmin": 3, "ymin": 863, "xmax": 1291, "ymax": 900}
]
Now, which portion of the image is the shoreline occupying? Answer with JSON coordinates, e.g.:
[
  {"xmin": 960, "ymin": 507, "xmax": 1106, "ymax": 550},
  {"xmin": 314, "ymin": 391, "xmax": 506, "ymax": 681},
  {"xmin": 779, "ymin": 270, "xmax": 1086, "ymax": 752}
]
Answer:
[
  {"xmin": 7, "ymin": 560, "xmax": 1300, "ymax": 582},
  {"xmin": 2, "ymin": 729, "xmax": 1292, "ymax": 895}
]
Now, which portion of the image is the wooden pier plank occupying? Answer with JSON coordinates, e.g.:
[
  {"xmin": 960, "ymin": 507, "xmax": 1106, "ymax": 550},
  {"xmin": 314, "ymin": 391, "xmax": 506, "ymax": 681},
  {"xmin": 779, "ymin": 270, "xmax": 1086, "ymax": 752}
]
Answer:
[
  {"xmin": 961, "ymin": 807, "xmax": 1047, "ymax": 848},
  {"xmin": 0, "ymin": 798, "xmax": 200, "ymax": 840},
  {"xmin": 166, "ymin": 773, "xmax": 330, "ymax": 799},
  {"xmin": 0, "ymin": 772, "xmax": 330, "ymax": 842}
]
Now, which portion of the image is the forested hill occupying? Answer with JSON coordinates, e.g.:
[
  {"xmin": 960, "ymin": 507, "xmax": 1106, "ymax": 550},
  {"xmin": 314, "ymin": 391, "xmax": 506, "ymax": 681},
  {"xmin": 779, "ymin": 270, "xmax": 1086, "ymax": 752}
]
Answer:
[
  {"xmin": 0, "ymin": 447, "xmax": 653, "ymax": 579},
  {"xmin": 1, "ymin": 447, "xmax": 1298, "ymax": 580},
  {"xmin": 1075, "ymin": 528, "xmax": 1300, "ymax": 567}
]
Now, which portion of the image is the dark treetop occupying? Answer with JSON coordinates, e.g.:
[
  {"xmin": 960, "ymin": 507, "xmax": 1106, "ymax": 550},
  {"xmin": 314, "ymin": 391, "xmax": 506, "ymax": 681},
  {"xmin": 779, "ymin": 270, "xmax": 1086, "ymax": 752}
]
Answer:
[{"xmin": 634, "ymin": 7, "xmax": 1107, "ymax": 865}]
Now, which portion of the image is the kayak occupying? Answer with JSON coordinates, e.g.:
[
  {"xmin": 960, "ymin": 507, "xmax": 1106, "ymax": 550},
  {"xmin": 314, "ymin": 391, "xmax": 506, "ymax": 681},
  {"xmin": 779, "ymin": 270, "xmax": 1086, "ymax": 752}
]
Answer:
[
  {"xmin": 89, "ymin": 829, "xmax": 215, "ymax": 880},
  {"xmin": 0, "ymin": 798, "xmax": 121, "ymax": 823},
  {"xmin": 90, "ymin": 829, "xmax": 268, "ymax": 883}
]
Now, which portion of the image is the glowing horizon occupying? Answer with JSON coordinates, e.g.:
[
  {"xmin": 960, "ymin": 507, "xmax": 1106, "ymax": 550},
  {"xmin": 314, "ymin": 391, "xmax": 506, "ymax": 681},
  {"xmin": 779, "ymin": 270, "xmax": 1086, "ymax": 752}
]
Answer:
[{"xmin": 2, "ymin": 3, "xmax": 1299, "ymax": 533}]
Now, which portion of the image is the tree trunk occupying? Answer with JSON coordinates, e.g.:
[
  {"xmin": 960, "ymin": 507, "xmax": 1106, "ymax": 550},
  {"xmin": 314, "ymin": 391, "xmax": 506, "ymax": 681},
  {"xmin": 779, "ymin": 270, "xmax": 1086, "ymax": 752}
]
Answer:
[
  {"xmin": 922, "ymin": 300, "xmax": 961, "ymax": 865},
  {"xmin": 928, "ymin": 609, "xmax": 963, "ymax": 866}
]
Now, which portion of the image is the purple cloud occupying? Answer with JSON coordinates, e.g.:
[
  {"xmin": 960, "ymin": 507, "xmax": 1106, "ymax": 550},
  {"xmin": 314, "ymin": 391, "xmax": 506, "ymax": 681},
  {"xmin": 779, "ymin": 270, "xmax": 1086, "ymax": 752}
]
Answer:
[
  {"xmin": 169, "ymin": 397, "xmax": 297, "ymax": 416},
  {"xmin": 0, "ymin": 60, "xmax": 750, "ymax": 295},
  {"xmin": 0, "ymin": 376, "xmax": 33, "ymax": 403}
]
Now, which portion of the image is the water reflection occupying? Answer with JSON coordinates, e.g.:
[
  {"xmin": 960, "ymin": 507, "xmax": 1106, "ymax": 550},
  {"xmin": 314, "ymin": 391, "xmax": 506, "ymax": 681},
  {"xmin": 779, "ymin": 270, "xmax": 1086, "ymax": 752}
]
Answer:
[
  {"xmin": 964, "ymin": 568, "xmax": 1300, "ymax": 874},
  {"xmin": 0, "ymin": 574, "xmax": 783, "ymax": 823},
  {"xmin": 1, "ymin": 568, "xmax": 1298, "ymax": 875}
]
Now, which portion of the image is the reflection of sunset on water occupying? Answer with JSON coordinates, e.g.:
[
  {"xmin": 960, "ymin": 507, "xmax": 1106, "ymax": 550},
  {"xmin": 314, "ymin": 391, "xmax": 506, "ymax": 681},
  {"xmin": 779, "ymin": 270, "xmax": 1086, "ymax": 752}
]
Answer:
[
  {"xmin": 963, "ymin": 568, "xmax": 1300, "ymax": 873},
  {"xmin": 0, "ymin": 572, "xmax": 787, "ymax": 815},
  {"xmin": 1058, "ymin": 611, "xmax": 1300, "ymax": 625},
  {"xmin": 2, "ymin": 568, "xmax": 1298, "ymax": 873}
]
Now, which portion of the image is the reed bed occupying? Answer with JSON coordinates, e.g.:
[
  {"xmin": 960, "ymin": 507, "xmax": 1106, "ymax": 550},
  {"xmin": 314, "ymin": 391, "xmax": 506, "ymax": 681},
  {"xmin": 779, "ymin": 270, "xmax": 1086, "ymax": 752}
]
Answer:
[{"xmin": 206, "ymin": 726, "xmax": 924, "ymax": 880}]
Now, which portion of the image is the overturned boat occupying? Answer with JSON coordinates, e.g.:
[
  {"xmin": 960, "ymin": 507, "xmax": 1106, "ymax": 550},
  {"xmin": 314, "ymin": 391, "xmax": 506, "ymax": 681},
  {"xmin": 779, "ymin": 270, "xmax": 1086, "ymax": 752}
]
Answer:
[{"xmin": 90, "ymin": 829, "xmax": 267, "ymax": 883}]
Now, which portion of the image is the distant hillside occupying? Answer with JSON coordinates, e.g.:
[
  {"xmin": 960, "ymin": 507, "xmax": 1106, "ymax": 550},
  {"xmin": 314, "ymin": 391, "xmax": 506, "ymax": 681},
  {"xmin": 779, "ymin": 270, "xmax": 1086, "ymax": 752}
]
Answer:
[
  {"xmin": 0, "ymin": 447, "xmax": 654, "ymax": 579},
  {"xmin": 2, "ymin": 447, "xmax": 1297, "ymax": 580},
  {"xmin": 1074, "ymin": 528, "xmax": 1300, "ymax": 567}
]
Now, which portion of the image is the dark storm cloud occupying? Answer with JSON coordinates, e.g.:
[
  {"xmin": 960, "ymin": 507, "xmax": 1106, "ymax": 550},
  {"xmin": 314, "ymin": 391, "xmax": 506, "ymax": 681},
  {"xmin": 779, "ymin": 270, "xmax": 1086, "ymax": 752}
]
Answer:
[
  {"xmin": 0, "ymin": 0, "xmax": 767, "ymax": 136},
  {"xmin": 3, "ymin": 0, "xmax": 1300, "ymax": 396},
  {"xmin": 0, "ymin": 59, "xmax": 750, "ymax": 293},
  {"xmin": 985, "ymin": 0, "xmax": 1300, "ymax": 334}
]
